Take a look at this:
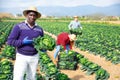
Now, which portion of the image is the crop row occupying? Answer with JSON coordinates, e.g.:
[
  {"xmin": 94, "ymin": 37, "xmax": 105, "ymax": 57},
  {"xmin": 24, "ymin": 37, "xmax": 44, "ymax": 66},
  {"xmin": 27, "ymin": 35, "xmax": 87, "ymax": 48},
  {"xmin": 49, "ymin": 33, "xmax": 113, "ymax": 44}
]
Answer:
[
  {"xmin": 0, "ymin": 20, "xmax": 119, "ymax": 80},
  {"xmin": 0, "ymin": 22, "xmax": 15, "ymax": 48},
  {"xmin": 38, "ymin": 21, "xmax": 120, "ymax": 64}
]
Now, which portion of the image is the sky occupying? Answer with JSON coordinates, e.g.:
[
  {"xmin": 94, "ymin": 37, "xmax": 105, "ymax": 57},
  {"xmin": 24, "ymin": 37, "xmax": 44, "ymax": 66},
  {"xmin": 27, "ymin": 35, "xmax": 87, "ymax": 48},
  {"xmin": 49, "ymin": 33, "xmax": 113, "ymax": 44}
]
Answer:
[
  {"xmin": 0, "ymin": 0, "xmax": 120, "ymax": 15},
  {"xmin": 1, "ymin": 0, "xmax": 120, "ymax": 8}
]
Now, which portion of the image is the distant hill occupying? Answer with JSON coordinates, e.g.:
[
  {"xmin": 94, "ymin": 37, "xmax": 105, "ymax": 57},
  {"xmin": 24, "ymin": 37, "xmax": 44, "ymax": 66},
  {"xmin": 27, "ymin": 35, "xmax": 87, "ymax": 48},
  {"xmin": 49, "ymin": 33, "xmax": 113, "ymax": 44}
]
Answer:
[
  {"xmin": 38, "ymin": 4, "xmax": 120, "ymax": 16},
  {"xmin": 0, "ymin": 13, "xmax": 14, "ymax": 18},
  {"xmin": 0, "ymin": 4, "xmax": 120, "ymax": 17}
]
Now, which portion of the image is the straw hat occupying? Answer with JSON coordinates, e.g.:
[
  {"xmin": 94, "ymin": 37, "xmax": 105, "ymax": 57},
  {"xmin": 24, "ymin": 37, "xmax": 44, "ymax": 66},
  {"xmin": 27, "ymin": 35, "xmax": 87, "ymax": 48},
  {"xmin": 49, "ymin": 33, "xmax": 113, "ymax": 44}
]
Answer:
[
  {"xmin": 69, "ymin": 34, "xmax": 77, "ymax": 41},
  {"xmin": 73, "ymin": 16, "xmax": 78, "ymax": 18},
  {"xmin": 23, "ymin": 6, "xmax": 41, "ymax": 18}
]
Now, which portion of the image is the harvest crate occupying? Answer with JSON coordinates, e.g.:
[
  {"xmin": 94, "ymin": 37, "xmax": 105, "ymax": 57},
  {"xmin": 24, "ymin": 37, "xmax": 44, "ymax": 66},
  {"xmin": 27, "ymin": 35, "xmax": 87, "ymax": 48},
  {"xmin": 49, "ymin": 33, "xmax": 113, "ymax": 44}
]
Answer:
[{"xmin": 57, "ymin": 50, "xmax": 78, "ymax": 70}]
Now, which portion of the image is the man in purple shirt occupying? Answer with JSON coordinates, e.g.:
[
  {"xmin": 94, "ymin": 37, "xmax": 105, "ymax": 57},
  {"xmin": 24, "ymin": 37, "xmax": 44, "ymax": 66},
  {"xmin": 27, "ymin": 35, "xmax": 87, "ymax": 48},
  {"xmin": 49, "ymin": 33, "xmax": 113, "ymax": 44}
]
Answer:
[{"xmin": 7, "ymin": 6, "xmax": 43, "ymax": 80}]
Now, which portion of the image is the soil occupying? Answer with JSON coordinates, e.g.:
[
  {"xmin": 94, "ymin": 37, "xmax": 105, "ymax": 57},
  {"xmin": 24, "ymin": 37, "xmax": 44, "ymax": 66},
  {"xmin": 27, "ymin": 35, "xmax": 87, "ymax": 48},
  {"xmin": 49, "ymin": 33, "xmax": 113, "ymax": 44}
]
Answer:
[
  {"xmin": 105, "ymin": 21, "xmax": 120, "ymax": 24},
  {"xmin": 81, "ymin": 20, "xmax": 120, "ymax": 25},
  {"xmin": 45, "ymin": 31, "xmax": 120, "ymax": 80}
]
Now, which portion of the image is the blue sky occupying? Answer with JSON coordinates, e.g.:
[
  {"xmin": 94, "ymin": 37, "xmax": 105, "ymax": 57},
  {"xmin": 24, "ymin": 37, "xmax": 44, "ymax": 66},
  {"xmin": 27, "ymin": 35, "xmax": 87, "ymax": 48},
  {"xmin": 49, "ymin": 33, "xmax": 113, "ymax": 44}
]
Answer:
[
  {"xmin": 0, "ymin": 0, "xmax": 120, "ymax": 15},
  {"xmin": 1, "ymin": 0, "xmax": 120, "ymax": 8}
]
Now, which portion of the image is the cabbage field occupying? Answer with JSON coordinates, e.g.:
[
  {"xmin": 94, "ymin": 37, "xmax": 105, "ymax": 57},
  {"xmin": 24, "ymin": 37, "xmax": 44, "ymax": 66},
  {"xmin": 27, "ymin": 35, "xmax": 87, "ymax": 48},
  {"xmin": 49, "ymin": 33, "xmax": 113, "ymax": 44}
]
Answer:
[{"xmin": 0, "ymin": 19, "xmax": 120, "ymax": 80}]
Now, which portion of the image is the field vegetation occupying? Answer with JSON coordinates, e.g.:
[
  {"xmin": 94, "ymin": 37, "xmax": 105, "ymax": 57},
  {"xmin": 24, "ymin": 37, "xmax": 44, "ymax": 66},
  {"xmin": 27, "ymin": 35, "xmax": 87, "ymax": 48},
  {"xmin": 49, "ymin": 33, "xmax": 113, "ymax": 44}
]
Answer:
[{"xmin": 0, "ymin": 17, "xmax": 120, "ymax": 80}]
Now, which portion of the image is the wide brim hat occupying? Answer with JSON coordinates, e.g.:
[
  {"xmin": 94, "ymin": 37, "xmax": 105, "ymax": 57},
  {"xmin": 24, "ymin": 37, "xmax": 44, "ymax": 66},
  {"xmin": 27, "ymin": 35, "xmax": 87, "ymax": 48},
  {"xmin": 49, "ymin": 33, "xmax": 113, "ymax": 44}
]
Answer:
[
  {"xmin": 73, "ymin": 16, "xmax": 78, "ymax": 18},
  {"xmin": 69, "ymin": 34, "xmax": 77, "ymax": 41},
  {"xmin": 23, "ymin": 6, "xmax": 41, "ymax": 18}
]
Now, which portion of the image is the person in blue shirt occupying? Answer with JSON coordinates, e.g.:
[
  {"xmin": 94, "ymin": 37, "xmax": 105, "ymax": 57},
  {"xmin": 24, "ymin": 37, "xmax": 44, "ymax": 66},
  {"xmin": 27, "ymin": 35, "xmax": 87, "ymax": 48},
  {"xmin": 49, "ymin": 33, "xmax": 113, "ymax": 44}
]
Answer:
[{"xmin": 68, "ymin": 16, "xmax": 82, "ymax": 36}]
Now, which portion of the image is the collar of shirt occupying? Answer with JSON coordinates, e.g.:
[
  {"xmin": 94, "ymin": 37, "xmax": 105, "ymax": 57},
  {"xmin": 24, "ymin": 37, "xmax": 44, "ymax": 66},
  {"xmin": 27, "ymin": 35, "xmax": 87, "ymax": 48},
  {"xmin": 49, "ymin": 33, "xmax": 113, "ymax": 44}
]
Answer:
[{"xmin": 25, "ymin": 20, "xmax": 38, "ymax": 28}]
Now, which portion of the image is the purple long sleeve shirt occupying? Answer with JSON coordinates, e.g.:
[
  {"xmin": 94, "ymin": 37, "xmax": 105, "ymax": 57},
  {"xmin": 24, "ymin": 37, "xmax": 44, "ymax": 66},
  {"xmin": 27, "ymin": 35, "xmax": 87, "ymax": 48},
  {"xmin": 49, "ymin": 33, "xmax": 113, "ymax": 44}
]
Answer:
[{"xmin": 7, "ymin": 21, "xmax": 44, "ymax": 56}]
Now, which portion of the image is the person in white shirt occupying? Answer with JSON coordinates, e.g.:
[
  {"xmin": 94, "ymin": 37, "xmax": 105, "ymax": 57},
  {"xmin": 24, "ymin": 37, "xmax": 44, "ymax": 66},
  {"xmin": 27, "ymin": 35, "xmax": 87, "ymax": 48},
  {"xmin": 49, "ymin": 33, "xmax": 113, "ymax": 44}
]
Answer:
[{"xmin": 68, "ymin": 16, "xmax": 82, "ymax": 36}]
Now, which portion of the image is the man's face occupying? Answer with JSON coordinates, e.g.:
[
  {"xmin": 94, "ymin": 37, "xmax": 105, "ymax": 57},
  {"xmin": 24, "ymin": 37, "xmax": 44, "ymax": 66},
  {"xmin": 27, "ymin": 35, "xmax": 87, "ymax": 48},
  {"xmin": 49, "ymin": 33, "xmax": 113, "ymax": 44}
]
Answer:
[
  {"xmin": 74, "ymin": 17, "xmax": 78, "ymax": 21},
  {"xmin": 26, "ymin": 11, "xmax": 37, "ymax": 23}
]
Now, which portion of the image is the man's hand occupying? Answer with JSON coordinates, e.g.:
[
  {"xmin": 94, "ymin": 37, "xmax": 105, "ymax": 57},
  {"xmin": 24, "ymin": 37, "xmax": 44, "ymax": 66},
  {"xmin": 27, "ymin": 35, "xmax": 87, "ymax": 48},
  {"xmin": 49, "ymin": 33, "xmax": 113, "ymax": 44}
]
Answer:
[{"xmin": 23, "ymin": 36, "xmax": 33, "ymax": 45}]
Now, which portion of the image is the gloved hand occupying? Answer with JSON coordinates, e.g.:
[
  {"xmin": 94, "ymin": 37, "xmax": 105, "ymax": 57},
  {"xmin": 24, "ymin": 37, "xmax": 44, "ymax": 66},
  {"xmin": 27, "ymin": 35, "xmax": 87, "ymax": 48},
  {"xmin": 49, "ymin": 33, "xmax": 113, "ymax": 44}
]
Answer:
[{"xmin": 23, "ymin": 36, "xmax": 33, "ymax": 45}]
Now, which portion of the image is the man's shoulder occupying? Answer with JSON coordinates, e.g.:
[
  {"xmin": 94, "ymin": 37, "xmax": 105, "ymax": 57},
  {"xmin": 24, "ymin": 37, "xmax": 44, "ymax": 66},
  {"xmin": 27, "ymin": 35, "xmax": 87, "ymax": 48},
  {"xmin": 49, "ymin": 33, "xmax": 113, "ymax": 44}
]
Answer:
[
  {"xmin": 16, "ymin": 21, "xmax": 25, "ymax": 26},
  {"xmin": 34, "ymin": 25, "xmax": 43, "ymax": 32},
  {"xmin": 13, "ymin": 22, "xmax": 25, "ymax": 28},
  {"xmin": 35, "ymin": 25, "xmax": 43, "ymax": 29}
]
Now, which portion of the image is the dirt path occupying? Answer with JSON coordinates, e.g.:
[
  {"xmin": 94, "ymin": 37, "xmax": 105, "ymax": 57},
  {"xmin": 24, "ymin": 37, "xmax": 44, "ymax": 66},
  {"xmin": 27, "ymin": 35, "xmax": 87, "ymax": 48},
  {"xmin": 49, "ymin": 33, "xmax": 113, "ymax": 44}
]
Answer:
[
  {"xmin": 82, "ymin": 20, "xmax": 120, "ymax": 25},
  {"xmin": 107, "ymin": 21, "xmax": 120, "ymax": 24},
  {"xmin": 45, "ymin": 31, "xmax": 120, "ymax": 80},
  {"xmin": 47, "ymin": 50, "xmax": 96, "ymax": 80},
  {"xmin": 73, "ymin": 48, "xmax": 120, "ymax": 80}
]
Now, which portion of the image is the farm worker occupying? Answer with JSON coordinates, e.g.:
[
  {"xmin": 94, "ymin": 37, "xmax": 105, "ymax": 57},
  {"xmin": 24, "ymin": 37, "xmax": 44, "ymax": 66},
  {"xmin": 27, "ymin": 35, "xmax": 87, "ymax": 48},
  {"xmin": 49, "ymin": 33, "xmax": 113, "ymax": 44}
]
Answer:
[
  {"xmin": 7, "ymin": 6, "xmax": 44, "ymax": 80},
  {"xmin": 68, "ymin": 16, "xmax": 82, "ymax": 36},
  {"xmin": 54, "ymin": 32, "xmax": 76, "ymax": 60}
]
